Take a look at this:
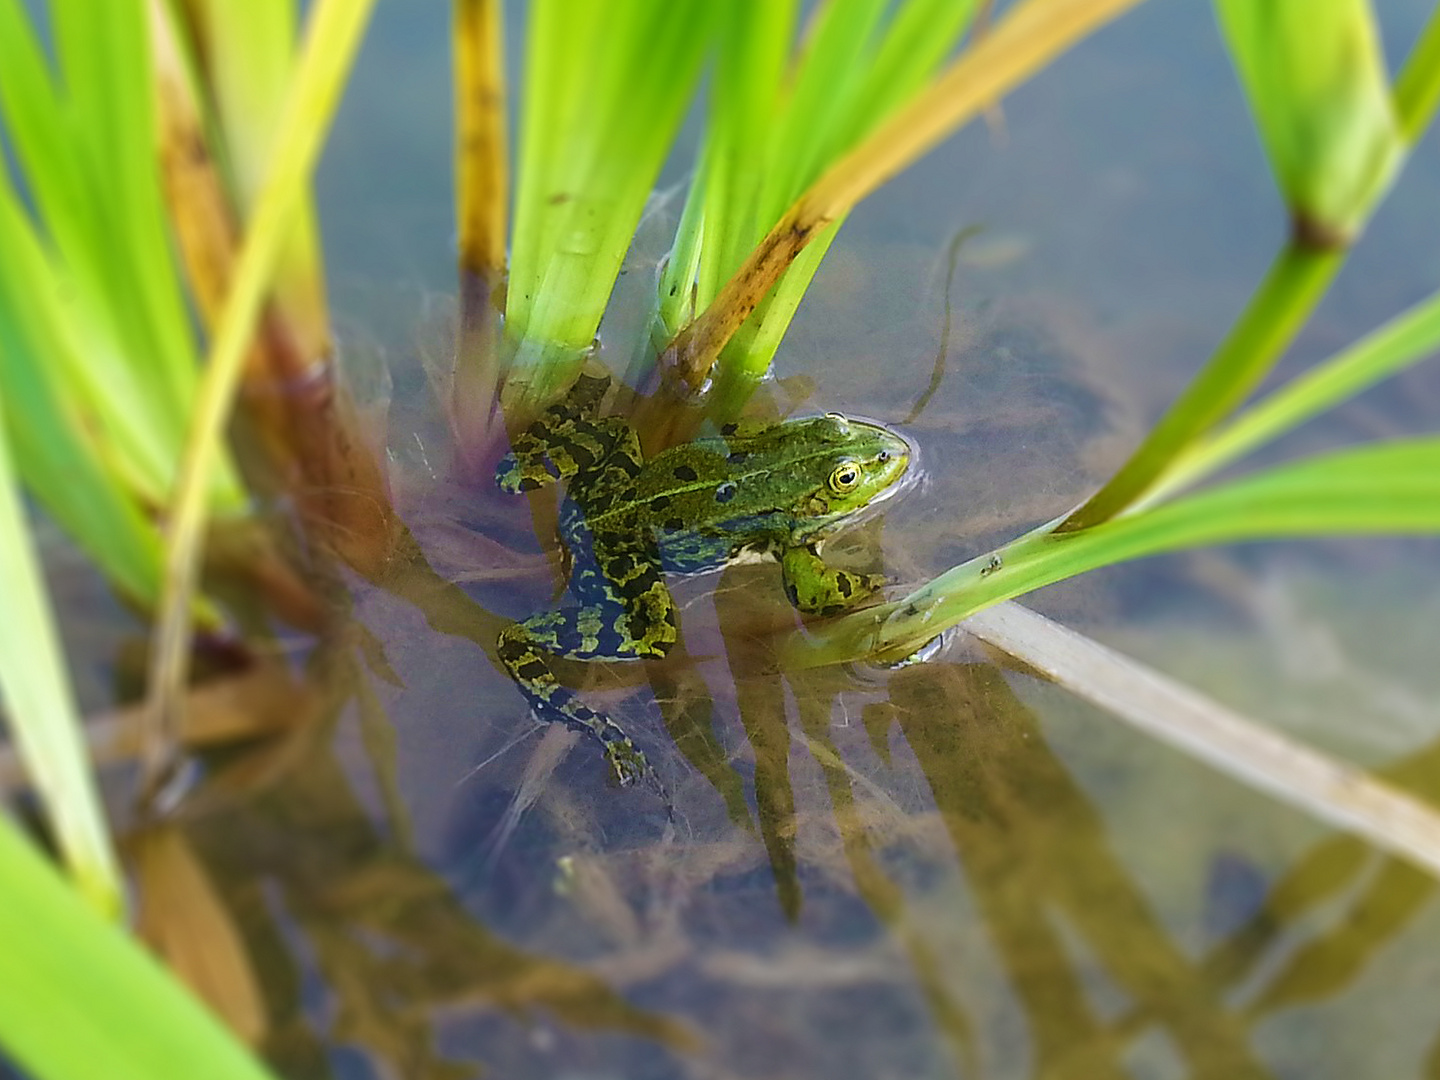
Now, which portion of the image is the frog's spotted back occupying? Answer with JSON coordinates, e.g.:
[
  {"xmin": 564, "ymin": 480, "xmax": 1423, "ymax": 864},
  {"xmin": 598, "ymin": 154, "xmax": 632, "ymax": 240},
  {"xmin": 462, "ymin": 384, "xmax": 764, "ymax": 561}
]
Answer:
[{"xmin": 494, "ymin": 373, "xmax": 912, "ymax": 790}]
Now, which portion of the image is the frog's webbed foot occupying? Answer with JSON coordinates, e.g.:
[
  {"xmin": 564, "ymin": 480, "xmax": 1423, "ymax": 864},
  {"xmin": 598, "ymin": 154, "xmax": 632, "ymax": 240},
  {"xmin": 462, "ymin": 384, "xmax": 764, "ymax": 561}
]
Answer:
[{"xmin": 780, "ymin": 545, "xmax": 887, "ymax": 618}]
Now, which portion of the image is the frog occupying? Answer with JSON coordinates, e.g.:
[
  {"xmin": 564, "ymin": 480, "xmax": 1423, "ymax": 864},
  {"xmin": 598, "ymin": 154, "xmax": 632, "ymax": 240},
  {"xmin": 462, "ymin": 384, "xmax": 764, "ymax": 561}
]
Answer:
[{"xmin": 495, "ymin": 373, "xmax": 912, "ymax": 788}]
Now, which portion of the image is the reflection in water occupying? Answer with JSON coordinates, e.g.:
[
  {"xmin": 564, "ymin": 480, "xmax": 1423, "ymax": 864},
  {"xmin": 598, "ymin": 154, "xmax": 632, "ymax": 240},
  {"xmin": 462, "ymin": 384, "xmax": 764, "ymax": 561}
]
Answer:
[
  {"xmin": 135, "ymin": 637, "xmax": 693, "ymax": 1079},
  {"xmin": 103, "ymin": 532, "xmax": 1440, "ymax": 1078},
  {"xmin": 889, "ymin": 664, "xmax": 1270, "ymax": 1079}
]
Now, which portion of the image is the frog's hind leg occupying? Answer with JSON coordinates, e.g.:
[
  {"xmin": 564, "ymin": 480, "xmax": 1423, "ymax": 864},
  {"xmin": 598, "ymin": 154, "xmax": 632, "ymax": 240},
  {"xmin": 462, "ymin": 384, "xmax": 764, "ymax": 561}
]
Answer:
[
  {"xmin": 497, "ymin": 547, "xmax": 678, "ymax": 788},
  {"xmin": 497, "ymin": 619, "xmax": 654, "ymax": 786}
]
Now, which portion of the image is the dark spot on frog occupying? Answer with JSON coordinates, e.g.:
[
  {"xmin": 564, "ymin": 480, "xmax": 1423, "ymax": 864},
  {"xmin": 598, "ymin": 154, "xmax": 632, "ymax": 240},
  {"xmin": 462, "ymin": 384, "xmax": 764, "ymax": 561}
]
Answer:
[
  {"xmin": 720, "ymin": 422, "xmax": 739, "ymax": 436},
  {"xmin": 715, "ymin": 481, "xmax": 737, "ymax": 504},
  {"xmin": 518, "ymin": 477, "xmax": 542, "ymax": 492},
  {"xmin": 785, "ymin": 582, "xmax": 799, "ymax": 606},
  {"xmin": 836, "ymin": 573, "xmax": 853, "ymax": 597},
  {"xmin": 727, "ymin": 451, "xmax": 749, "ymax": 465},
  {"xmin": 664, "ymin": 518, "xmax": 686, "ymax": 531},
  {"xmin": 673, "ymin": 464, "xmax": 698, "ymax": 482},
  {"xmin": 651, "ymin": 494, "xmax": 672, "ymax": 511}
]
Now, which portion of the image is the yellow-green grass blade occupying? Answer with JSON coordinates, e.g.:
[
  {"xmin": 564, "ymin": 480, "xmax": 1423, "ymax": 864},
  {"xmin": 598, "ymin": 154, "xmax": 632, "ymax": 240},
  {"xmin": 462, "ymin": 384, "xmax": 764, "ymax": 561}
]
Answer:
[
  {"xmin": 646, "ymin": 0, "xmax": 796, "ymax": 371},
  {"xmin": 706, "ymin": 218, "xmax": 845, "ymax": 414},
  {"xmin": 690, "ymin": 0, "xmax": 798, "ymax": 320},
  {"xmin": 183, "ymin": 0, "xmax": 332, "ymax": 355},
  {"xmin": 504, "ymin": 0, "xmax": 713, "ymax": 412},
  {"xmin": 0, "ymin": 813, "xmax": 280, "ymax": 1080},
  {"xmin": 851, "ymin": 0, "xmax": 979, "ymax": 136},
  {"xmin": 1140, "ymin": 285, "xmax": 1440, "ymax": 508},
  {"xmin": 1393, "ymin": 3, "xmax": 1440, "ymax": 144},
  {"xmin": 714, "ymin": 0, "xmax": 974, "ymax": 398},
  {"xmin": 659, "ymin": 0, "xmax": 1150, "ymax": 396},
  {"xmin": 788, "ymin": 438, "xmax": 1440, "ymax": 668},
  {"xmin": 0, "ymin": 399, "xmax": 122, "ymax": 917},
  {"xmin": 146, "ymin": 0, "xmax": 376, "ymax": 785},
  {"xmin": 0, "ymin": 0, "xmax": 176, "ymax": 504},
  {"xmin": 1215, "ymin": 0, "xmax": 1402, "ymax": 246}
]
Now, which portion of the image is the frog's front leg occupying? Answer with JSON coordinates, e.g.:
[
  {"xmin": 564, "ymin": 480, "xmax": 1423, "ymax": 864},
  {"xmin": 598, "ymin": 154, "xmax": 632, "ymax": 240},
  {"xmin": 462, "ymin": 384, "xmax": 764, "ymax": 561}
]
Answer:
[
  {"xmin": 498, "ymin": 553, "xmax": 678, "ymax": 786},
  {"xmin": 495, "ymin": 376, "xmax": 620, "ymax": 494},
  {"xmin": 780, "ymin": 544, "xmax": 886, "ymax": 618}
]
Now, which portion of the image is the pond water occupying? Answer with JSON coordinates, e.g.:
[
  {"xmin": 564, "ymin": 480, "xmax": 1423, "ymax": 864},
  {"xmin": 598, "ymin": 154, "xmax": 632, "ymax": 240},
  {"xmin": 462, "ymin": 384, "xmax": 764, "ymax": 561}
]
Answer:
[{"xmin": 25, "ymin": 2, "xmax": 1440, "ymax": 1078}]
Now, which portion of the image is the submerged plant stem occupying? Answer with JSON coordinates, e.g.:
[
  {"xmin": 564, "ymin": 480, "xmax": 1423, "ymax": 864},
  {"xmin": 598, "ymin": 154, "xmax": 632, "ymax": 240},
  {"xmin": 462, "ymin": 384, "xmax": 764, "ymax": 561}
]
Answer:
[
  {"xmin": 452, "ymin": 0, "xmax": 509, "ymax": 461},
  {"xmin": 144, "ymin": 0, "xmax": 377, "ymax": 802}
]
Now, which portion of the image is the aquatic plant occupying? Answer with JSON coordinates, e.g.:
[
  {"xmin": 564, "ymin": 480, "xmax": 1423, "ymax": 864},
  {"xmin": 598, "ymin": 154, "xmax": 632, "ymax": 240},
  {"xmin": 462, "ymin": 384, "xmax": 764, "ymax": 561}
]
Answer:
[{"xmin": 3, "ymin": 0, "xmax": 1440, "ymax": 1076}]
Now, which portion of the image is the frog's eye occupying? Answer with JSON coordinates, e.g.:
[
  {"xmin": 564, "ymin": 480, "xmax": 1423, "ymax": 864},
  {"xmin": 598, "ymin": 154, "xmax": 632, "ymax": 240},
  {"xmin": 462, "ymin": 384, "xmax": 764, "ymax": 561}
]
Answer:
[{"xmin": 828, "ymin": 461, "xmax": 861, "ymax": 494}]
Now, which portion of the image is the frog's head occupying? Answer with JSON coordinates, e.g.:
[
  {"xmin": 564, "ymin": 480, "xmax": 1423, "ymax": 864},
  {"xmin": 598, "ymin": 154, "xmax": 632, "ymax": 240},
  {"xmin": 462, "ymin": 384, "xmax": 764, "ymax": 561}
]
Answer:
[{"xmin": 778, "ymin": 413, "xmax": 912, "ymax": 537}]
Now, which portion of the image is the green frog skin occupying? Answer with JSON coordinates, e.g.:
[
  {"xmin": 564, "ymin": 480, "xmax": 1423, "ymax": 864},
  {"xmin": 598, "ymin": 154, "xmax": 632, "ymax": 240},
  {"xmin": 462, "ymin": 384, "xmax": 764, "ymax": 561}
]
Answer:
[{"xmin": 495, "ymin": 374, "xmax": 912, "ymax": 787}]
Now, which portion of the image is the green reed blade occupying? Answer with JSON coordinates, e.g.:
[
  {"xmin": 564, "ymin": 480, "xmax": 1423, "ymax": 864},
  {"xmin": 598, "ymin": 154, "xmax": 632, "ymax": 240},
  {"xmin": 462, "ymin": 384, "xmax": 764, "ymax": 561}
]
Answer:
[
  {"xmin": 789, "ymin": 438, "xmax": 1440, "ymax": 668},
  {"xmin": 694, "ymin": 0, "xmax": 798, "ymax": 317},
  {"xmin": 1062, "ymin": 2, "xmax": 1438, "ymax": 532},
  {"xmin": 753, "ymin": 0, "xmax": 890, "ymax": 236},
  {"xmin": 1393, "ymin": 2, "xmax": 1440, "ymax": 144},
  {"xmin": 0, "ymin": 814, "xmax": 279, "ymax": 1080},
  {"xmin": 850, "ymin": 0, "xmax": 979, "ymax": 136},
  {"xmin": 657, "ymin": 0, "xmax": 977, "ymax": 406},
  {"xmin": 0, "ymin": 398, "xmax": 122, "ymax": 918},
  {"xmin": 504, "ymin": 0, "xmax": 712, "ymax": 412},
  {"xmin": 1215, "ymin": 0, "xmax": 1402, "ymax": 246},
  {"xmin": 1062, "ymin": 242, "xmax": 1343, "ymax": 530},
  {"xmin": 1140, "ymin": 284, "xmax": 1440, "ymax": 508}
]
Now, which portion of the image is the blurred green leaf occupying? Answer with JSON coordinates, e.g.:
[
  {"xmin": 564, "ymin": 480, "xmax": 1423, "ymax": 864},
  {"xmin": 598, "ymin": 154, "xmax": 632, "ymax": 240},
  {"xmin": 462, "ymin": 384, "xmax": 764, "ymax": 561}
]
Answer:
[
  {"xmin": 1215, "ymin": 0, "xmax": 1402, "ymax": 245},
  {"xmin": 0, "ymin": 814, "xmax": 279, "ymax": 1080},
  {"xmin": 0, "ymin": 0, "xmax": 245, "ymax": 513},
  {"xmin": 0, "ymin": 395, "xmax": 122, "ymax": 917},
  {"xmin": 0, "ymin": 178, "xmax": 172, "ymax": 611}
]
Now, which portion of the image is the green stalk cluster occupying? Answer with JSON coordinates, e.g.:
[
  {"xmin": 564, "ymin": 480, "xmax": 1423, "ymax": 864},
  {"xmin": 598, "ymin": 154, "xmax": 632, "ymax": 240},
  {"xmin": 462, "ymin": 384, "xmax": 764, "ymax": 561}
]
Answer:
[{"xmin": 645, "ymin": 0, "xmax": 978, "ymax": 414}]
